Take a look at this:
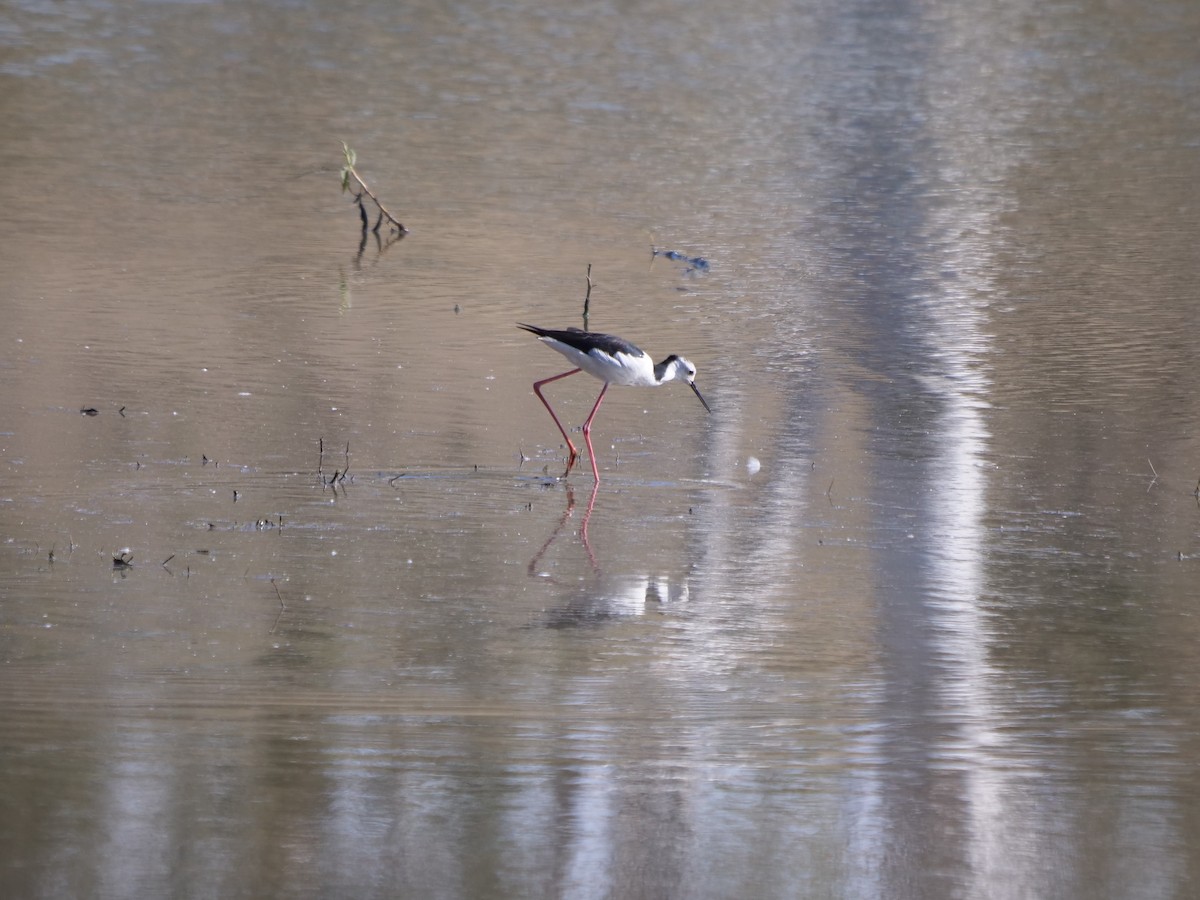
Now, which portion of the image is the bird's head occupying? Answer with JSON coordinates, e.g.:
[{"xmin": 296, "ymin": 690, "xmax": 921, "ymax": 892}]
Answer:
[{"xmin": 659, "ymin": 355, "xmax": 711, "ymax": 413}]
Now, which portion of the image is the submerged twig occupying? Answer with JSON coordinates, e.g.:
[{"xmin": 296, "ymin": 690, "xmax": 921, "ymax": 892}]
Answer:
[
  {"xmin": 340, "ymin": 142, "xmax": 408, "ymax": 236},
  {"xmin": 270, "ymin": 578, "xmax": 286, "ymax": 634},
  {"xmin": 318, "ymin": 437, "xmax": 352, "ymax": 489},
  {"xmin": 582, "ymin": 263, "xmax": 594, "ymax": 329}
]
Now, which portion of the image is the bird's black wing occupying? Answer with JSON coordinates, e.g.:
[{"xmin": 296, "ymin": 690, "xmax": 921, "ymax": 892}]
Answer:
[{"xmin": 517, "ymin": 324, "xmax": 645, "ymax": 358}]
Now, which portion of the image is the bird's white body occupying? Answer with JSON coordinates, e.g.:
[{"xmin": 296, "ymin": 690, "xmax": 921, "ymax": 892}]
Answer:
[
  {"xmin": 536, "ymin": 336, "xmax": 662, "ymax": 387},
  {"xmin": 542, "ymin": 338, "xmax": 647, "ymax": 385}
]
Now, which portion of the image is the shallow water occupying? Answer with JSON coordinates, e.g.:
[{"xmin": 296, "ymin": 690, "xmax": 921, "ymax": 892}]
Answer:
[{"xmin": 3, "ymin": 0, "xmax": 1200, "ymax": 897}]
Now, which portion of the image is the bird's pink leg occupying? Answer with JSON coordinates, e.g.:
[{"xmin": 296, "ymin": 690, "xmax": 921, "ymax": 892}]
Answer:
[
  {"xmin": 532, "ymin": 369, "xmax": 582, "ymax": 470},
  {"xmin": 581, "ymin": 383, "xmax": 610, "ymax": 483}
]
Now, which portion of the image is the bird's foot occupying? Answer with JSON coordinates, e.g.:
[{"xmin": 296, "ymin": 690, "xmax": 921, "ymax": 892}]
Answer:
[{"xmin": 562, "ymin": 444, "xmax": 580, "ymax": 477}]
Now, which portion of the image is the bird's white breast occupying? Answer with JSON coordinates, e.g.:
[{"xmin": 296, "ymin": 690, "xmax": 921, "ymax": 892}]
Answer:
[{"xmin": 582, "ymin": 348, "xmax": 657, "ymax": 386}]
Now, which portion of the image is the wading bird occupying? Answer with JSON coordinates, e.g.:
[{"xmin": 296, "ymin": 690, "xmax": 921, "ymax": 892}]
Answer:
[{"xmin": 517, "ymin": 323, "xmax": 711, "ymax": 481}]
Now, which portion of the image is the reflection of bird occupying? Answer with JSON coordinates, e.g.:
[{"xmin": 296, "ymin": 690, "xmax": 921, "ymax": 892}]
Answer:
[{"xmin": 517, "ymin": 323, "xmax": 711, "ymax": 481}]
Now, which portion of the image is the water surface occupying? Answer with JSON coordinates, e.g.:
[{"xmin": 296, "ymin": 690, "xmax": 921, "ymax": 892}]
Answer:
[{"xmin": 3, "ymin": 0, "xmax": 1200, "ymax": 897}]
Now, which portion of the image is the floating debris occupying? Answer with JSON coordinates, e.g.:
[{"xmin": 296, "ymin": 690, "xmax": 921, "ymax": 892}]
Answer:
[{"xmin": 652, "ymin": 247, "xmax": 711, "ymax": 273}]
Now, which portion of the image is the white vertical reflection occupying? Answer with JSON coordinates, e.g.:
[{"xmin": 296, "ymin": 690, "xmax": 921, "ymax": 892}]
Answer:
[
  {"xmin": 560, "ymin": 759, "xmax": 616, "ymax": 900},
  {"xmin": 918, "ymin": 5, "xmax": 1025, "ymax": 890},
  {"xmin": 918, "ymin": 287, "xmax": 1011, "ymax": 894},
  {"xmin": 96, "ymin": 734, "xmax": 173, "ymax": 899}
]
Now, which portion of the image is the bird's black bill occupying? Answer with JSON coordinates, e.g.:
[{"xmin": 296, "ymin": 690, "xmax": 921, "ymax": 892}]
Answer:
[{"xmin": 690, "ymin": 381, "xmax": 712, "ymax": 413}]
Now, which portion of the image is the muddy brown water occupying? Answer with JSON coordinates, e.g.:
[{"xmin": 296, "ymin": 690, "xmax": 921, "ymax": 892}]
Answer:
[{"xmin": 3, "ymin": 0, "xmax": 1200, "ymax": 897}]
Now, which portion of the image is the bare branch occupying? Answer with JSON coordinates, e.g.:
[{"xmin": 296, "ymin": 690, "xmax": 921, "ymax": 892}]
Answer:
[{"xmin": 341, "ymin": 142, "xmax": 408, "ymax": 234}]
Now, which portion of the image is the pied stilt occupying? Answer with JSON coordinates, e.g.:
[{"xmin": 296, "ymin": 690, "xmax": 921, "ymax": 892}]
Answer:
[{"xmin": 517, "ymin": 323, "xmax": 711, "ymax": 481}]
